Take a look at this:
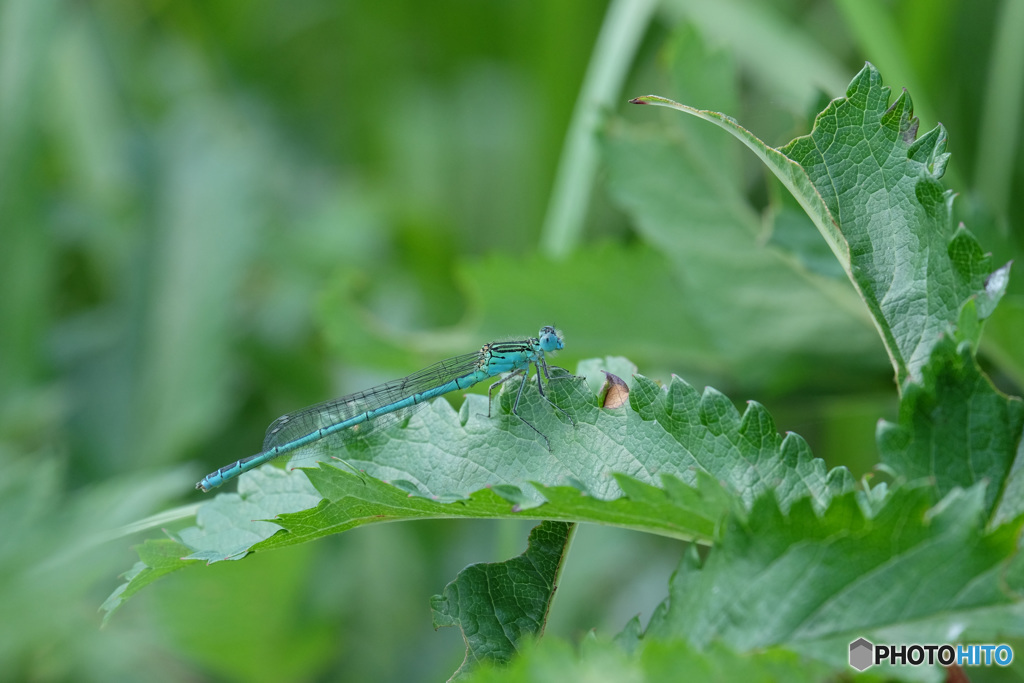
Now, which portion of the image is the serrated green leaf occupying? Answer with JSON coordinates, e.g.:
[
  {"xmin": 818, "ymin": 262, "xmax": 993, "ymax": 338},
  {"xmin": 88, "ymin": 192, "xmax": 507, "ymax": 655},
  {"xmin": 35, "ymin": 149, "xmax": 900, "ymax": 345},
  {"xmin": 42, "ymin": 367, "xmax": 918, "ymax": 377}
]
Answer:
[
  {"xmin": 631, "ymin": 63, "xmax": 1009, "ymax": 386},
  {"xmin": 107, "ymin": 362, "xmax": 850, "ymax": 610},
  {"xmin": 431, "ymin": 521, "xmax": 573, "ymax": 677},
  {"xmin": 641, "ymin": 484, "xmax": 1024, "ymax": 673},
  {"xmin": 200, "ymin": 371, "xmax": 847, "ymax": 547},
  {"xmin": 877, "ymin": 335, "xmax": 1024, "ymax": 522}
]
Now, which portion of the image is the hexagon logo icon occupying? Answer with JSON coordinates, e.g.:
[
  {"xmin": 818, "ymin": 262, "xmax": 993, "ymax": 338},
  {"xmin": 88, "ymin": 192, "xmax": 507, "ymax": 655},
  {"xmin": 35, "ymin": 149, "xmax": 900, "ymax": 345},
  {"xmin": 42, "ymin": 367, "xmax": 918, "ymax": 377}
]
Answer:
[{"xmin": 849, "ymin": 638, "xmax": 874, "ymax": 671}]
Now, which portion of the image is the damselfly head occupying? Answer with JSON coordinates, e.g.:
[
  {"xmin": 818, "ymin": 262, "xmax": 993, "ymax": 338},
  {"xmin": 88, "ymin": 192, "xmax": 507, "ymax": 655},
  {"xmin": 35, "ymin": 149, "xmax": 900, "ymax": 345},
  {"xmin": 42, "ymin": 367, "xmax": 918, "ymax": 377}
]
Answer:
[{"xmin": 537, "ymin": 326, "xmax": 564, "ymax": 353}]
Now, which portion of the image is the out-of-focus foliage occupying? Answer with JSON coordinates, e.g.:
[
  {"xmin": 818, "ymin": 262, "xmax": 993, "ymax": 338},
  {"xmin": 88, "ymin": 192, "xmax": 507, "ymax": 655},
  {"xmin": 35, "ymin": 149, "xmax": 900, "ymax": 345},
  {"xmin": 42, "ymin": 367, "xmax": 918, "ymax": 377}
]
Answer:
[{"xmin": 1, "ymin": 0, "xmax": 1021, "ymax": 681}]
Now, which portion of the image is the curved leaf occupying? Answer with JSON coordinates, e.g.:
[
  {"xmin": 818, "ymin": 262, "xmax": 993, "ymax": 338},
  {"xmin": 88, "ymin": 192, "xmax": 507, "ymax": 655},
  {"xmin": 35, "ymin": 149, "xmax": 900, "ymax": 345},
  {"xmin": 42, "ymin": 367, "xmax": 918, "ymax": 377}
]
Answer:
[
  {"xmin": 431, "ymin": 521, "xmax": 574, "ymax": 677},
  {"xmin": 631, "ymin": 63, "xmax": 1009, "ymax": 386},
  {"xmin": 104, "ymin": 363, "xmax": 851, "ymax": 616}
]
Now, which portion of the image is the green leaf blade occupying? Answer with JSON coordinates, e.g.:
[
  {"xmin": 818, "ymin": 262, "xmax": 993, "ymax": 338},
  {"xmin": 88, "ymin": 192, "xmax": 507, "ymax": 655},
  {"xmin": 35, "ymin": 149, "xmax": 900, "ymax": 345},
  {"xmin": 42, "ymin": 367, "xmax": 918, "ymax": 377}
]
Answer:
[
  {"xmin": 632, "ymin": 63, "xmax": 1009, "ymax": 386},
  {"xmin": 642, "ymin": 484, "xmax": 1024, "ymax": 672},
  {"xmin": 879, "ymin": 335, "xmax": 1024, "ymax": 520},
  {"xmin": 107, "ymin": 361, "xmax": 851, "ymax": 610},
  {"xmin": 101, "ymin": 539, "xmax": 200, "ymax": 624},
  {"xmin": 431, "ymin": 521, "xmax": 574, "ymax": 676}
]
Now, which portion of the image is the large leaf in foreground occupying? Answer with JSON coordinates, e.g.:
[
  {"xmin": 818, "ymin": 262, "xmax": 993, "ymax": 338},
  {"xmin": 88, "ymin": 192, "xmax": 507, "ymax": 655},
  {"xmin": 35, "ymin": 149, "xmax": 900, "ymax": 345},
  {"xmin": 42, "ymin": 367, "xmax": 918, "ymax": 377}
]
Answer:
[
  {"xmin": 104, "ymin": 364, "xmax": 851, "ymax": 616},
  {"xmin": 194, "ymin": 371, "xmax": 851, "ymax": 555},
  {"xmin": 631, "ymin": 63, "xmax": 1008, "ymax": 386},
  {"xmin": 456, "ymin": 485, "xmax": 1024, "ymax": 681},
  {"xmin": 636, "ymin": 484, "xmax": 1024, "ymax": 674}
]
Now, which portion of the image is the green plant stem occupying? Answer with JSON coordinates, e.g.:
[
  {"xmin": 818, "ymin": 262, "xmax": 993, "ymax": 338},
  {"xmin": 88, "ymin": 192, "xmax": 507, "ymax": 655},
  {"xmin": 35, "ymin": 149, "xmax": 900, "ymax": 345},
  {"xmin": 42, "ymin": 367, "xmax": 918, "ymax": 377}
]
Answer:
[
  {"xmin": 974, "ymin": 0, "xmax": 1024, "ymax": 219},
  {"xmin": 540, "ymin": 0, "xmax": 656, "ymax": 258}
]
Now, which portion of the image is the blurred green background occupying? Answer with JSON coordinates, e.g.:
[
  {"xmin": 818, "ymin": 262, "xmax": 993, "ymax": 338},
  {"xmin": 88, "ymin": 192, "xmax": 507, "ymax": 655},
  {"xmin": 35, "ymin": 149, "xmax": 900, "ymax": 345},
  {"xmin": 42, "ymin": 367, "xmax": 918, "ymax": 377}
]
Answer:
[{"xmin": 2, "ymin": 0, "xmax": 1022, "ymax": 681}]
